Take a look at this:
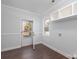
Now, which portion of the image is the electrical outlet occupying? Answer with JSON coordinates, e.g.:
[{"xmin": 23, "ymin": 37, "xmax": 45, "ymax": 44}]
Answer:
[
  {"xmin": 52, "ymin": 0, "xmax": 55, "ymax": 3},
  {"xmin": 58, "ymin": 33, "xmax": 62, "ymax": 37}
]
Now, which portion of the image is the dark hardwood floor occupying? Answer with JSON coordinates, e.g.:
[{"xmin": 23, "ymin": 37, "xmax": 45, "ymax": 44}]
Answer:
[{"xmin": 1, "ymin": 44, "xmax": 68, "ymax": 59}]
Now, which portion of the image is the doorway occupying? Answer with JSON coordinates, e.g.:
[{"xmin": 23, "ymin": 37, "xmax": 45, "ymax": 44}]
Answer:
[{"xmin": 21, "ymin": 20, "xmax": 33, "ymax": 47}]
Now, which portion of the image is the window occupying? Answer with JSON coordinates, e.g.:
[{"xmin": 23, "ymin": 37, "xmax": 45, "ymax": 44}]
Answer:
[{"xmin": 44, "ymin": 19, "xmax": 50, "ymax": 36}]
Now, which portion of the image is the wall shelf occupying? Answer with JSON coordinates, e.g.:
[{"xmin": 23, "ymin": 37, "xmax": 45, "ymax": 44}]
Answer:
[{"xmin": 52, "ymin": 14, "xmax": 77, "ymax": 22}]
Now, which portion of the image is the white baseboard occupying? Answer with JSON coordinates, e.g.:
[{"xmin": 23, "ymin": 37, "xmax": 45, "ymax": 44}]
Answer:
[
  {"xmin": 1, "ymin": 41, "xmax": 73, "ymax": 59},
  {"xmin": 42, "ymin": 42, "xmax": 72, "ymax": 59},
  {"xmin": 1, "ymin": 42, "xmax": 41, "ymax": 52},
  {"xmin": 1, "ymin": 45, "xmax": 21, "ymax": 52}
]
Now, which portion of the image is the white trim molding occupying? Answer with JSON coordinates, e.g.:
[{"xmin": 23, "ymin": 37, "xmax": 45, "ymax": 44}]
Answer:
[
  {"xmin": 1, "ymin": 45, "xmax": 21, "ymax": 52},
  {"xmin": 42, "ymin": 42, "xmax": 72, "ymax": 59},
  {"xmin": 2, "ymin": 4, "xmax": 41, "ymax": 16}
]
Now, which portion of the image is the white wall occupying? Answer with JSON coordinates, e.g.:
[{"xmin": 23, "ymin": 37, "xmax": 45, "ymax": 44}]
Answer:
[
  {"xmin": 43, "ymin": 17, "xmax": 77, "ymax": 58},
  {"xmin": 42, "ymin": 0, "xmax": 77, "ymax": 58},
  {"xmin": 1, "ymin": 4, "xmax": 43, "ymax": 51}
]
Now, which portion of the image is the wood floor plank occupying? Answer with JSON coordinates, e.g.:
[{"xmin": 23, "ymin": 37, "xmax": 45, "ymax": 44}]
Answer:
[{"xmin": 1, "ymin": 44, "xmax": 68, "ymax": 59}]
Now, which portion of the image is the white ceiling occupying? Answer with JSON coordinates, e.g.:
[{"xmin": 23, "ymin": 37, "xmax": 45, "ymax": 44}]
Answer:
[{"xmin": 1, "ymin": 0, "xmax": 62, "ymax": 14}]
